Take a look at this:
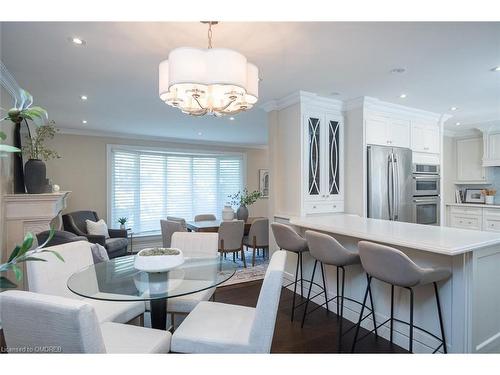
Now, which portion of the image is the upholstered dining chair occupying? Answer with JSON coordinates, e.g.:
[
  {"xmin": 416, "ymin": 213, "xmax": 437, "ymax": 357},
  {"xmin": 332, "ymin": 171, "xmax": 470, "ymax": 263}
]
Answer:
[
  {"xmin": 243, "ymin": 218, "xmax": 269, "ymax": 266},
  {"xmin": 166, "ymin": 216, "xmax": 187, "ymax": 229},
  {"xmin": 218, "ymin": 220, "xmax": 245, "ymax": 267},
  {"xmin": 62, "ymin": 210, "xmax": 128, "ymax": 258},
  {"xmin": 171, "ymin": 250, "xmax": 287, "ymax": 353},
  {"xmin": 0, "ymin": 291, "xmax": 171, "ymax": 353},
  {"xmin": 194, "ymin": 214, "xmax": 216, "ymax": 222},
  {"xmin": 26, "ymin": 240, "xmax": 145, "ymax": 324},
  {"xmin": 160, "ymin": 219, "xmax": 187, "ymax": 248}
]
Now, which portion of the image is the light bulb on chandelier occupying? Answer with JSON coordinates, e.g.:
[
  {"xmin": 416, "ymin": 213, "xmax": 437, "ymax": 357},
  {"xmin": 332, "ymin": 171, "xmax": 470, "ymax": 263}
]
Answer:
[{"xmin": 158, "ymin": 22, "xmax": 259, "ymax": 117}]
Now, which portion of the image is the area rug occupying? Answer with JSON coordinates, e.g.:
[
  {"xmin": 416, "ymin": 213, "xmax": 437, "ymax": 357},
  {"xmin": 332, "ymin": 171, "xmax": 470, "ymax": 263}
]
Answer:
[{"xmin": 220, "ymin": 250, "xmax": 270, "ymax": 287}]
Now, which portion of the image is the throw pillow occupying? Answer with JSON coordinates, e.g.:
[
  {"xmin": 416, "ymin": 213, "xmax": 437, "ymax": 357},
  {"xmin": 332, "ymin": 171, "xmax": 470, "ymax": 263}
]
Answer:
[{"xmin": 86, "ymin": 219, "xmax": 110, "ymax": 239}]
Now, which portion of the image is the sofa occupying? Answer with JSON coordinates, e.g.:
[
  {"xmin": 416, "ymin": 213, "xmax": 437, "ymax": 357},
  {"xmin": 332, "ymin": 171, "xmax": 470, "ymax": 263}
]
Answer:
[{"xmin": 62, "ymin": 210, "xmax": 128, "ymax": 258}]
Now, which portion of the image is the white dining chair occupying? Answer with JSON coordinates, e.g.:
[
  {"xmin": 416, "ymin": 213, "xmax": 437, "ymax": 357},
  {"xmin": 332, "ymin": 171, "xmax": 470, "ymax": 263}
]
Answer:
[
  {"xmin": 26, "ymin": 240, "xmax": 145, "ymax": 324},
  {"xmin": 194, "ymin": 214, "xmax": 216, "ymax": 222},
  {"xmin": 0, "ymin": 290, "xmax": 171, "ymax": 353},
  {"xmin": 171, "ymin": 250, "xmax": 287, "ymax": 353}
]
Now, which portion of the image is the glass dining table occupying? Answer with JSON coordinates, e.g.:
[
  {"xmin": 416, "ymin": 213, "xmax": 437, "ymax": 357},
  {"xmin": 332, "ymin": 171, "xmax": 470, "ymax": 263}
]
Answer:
[{"xmin": 67, "ymin": 255, "xmax": 238, "ymax": 330}]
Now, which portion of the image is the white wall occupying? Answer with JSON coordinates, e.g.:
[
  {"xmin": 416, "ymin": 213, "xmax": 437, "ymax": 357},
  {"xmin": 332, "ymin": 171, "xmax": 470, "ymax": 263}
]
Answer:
[{"xmin": 44, "ymin": 133, "xmax": 269, "ymax": 222}]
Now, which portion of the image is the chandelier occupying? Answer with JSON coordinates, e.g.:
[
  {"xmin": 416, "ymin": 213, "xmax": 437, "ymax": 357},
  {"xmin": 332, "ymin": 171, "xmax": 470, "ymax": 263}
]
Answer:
[{"xmin": 158, "ymin": 22, "xmax": 259, "ymax": 117}]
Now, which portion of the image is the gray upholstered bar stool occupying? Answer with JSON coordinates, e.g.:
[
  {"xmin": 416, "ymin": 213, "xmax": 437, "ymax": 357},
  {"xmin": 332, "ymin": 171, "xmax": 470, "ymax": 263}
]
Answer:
[
  {"xmin": 271, "ymin": 222, "xmax": 312, "ymax": 321},
  {"xmin": 352, "ymin": 241, "xmax": 451, "ymax": 353},
  {"xmin": 302, "ymin": 230, "xmax": 377, "ymax": 350}
]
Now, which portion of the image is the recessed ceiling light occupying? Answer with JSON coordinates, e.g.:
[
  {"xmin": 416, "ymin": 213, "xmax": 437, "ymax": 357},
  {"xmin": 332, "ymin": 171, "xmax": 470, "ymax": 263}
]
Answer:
[
  {"xmin": 229, "ymin": 117, "xmax": 235, "ymax": 121},
  {"xmin": 69, "ymin": 37, "xmax": 86, "ymax": 46},
  {"xmin": 455, "ymin": 122, "xmax": 461, "ymax": 126},
  {"xmin": 80, "ymin": 95, "xmax": 88, "ymax": 101},
  {"xmin": 197, "ymin": 132, "xmax": 202, "ymax": 136},
  {"xmin": 390, "ymin": 68, "xmax": 406, "ymax": 74},
  {"xmin": 450, "ymin": 106, "xmax": 458, "ymax": 111},
  {"xmin": 82, "ymin": 120, "xmax": 87, "ymax": 124},
  {"xmin": 491, "ymin": 66, "xmax": 500, "ymax": 72},
  {"xmin": 399, "ymin": 93, "xmax": 407, "ymax": 99}
]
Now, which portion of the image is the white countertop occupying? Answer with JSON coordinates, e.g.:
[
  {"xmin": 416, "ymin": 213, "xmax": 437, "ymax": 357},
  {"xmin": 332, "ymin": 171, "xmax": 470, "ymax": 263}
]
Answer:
[
  {"xmin": 446, "ymin": 203, "xmax": 500, "ymax": 209},
  {"xmin": 289, "ymin": 214, "xmax": 500, "ymax": 255}
]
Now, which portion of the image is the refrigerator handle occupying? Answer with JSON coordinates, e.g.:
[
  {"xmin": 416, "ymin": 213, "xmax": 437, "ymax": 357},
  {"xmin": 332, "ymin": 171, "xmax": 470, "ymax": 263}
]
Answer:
[
  {"xmin": 387, "ymin": 153, "xmax": 393, "ymax": 220},
  {"xmin": 393, "ymin": 154, "xmax": 399, "ymax": 220}
]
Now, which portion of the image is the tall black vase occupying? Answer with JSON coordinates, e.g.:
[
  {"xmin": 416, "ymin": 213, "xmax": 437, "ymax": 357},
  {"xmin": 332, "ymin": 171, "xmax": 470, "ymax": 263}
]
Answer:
[
  {"xmin": 24, "ymin": 159, "xmax": 47, "ymax": 194},
  {"xmin": 13, "ymin": 120, "xmax": 26, "ymax": 193}
]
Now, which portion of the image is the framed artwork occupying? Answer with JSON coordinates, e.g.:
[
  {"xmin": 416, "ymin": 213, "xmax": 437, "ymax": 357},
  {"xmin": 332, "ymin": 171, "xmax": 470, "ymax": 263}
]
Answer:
[
  {"xmin": 464, "ymin": 189, "xmax": 484, "ymax": 204},
  {"xmin": 259, "ymin": 169, "xmax": 269, "ymax": 198}
]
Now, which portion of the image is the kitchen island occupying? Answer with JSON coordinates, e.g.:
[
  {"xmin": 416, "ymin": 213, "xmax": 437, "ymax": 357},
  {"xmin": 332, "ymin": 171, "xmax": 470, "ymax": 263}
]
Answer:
[{"xmin": 284, "ymin": 213, "xmax": 500, "ymax": 353}]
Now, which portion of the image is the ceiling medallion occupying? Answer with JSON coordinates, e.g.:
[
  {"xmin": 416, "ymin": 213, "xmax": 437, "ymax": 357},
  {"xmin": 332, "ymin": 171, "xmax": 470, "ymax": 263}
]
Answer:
[{"xmin": 159, "ymin": 22, "xmax": 259, "ymax": 117}]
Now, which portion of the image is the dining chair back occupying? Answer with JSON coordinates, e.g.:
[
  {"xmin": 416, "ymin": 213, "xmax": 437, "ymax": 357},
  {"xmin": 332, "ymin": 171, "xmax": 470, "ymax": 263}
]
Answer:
[
  {"xmin": 218, "ymin": 220, "xmax": 245, "ymax": 251},
  {"xmin": 249, "ymin": 250, "xmax": 287, "ymax": 352},
  {"xmin": 0, "ymin": 290, "xmax": 106, "ymax": 353},
  {"xmin": 171, "ymin": 232, "xmax": 218, "ymax": 258},
  {"xmin": 0, "ymin": 290, "xmax": 171, "ymax": 353},
  {"xmin": 161, "ymin": 219, "xmax": 187, "ymax": 248},
  {"xmin": 247, "ymin": 218, "xmax": 269, "ymax": 247},
  {"xmin": 167, "ymin": 216, "xmax": 187, "ymax": 229},
  {"xmin": 194, "ymin": 214, "xmax": 216, "ymax": 222}
]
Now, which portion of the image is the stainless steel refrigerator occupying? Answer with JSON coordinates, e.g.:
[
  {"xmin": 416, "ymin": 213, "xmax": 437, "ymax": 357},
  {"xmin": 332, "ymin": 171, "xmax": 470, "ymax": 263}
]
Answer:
[{"xmin": 367, "ymin": 145, "xmax": 413, "ymax": 222}]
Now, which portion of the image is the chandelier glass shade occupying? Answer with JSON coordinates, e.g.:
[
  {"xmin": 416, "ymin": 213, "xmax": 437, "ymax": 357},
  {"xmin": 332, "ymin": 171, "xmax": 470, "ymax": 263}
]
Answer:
[{"xmin": 159, "ymin": 46, "xmax": 259, "ymax": 117}]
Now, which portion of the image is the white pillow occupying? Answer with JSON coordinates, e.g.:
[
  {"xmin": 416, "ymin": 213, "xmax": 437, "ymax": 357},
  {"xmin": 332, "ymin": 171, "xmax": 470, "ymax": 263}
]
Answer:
[{"xmin": 86, "ymin": 219, "xmax": 110, "ymax": 239}]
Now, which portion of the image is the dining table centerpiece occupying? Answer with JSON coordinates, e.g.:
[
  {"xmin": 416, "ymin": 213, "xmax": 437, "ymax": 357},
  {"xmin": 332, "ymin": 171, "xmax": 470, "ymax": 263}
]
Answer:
[
  {"xmin": 134, "ymin": 247, "xmax": 184, "ymax": 273},
  {"xmin": 229, "ymin": 188, "xmax": 262, "ymax": 222}
]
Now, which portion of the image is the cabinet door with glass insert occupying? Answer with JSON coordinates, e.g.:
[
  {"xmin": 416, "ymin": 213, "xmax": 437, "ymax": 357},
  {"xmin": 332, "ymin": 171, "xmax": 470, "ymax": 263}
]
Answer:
[
  {"xmin": 325, "ymin": 117, "xmax": 343, "ymax": 200},
  {"xmin": 304, "ymin": 113, "xmax": 322, "ymax": 199}
]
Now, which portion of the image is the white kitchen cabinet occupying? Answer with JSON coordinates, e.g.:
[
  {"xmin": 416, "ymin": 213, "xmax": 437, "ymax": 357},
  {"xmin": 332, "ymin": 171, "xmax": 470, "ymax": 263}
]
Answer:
[
  {"xmin": 365, "ymin": 116, "xmax": 410, "ymax": 148},
  {"xmin": 303, "ymin": 109, "xmax": 344, "ymax": 214},
  {"xmin": 411, "ymin": 123, "xmax": 440, "ymax": 154},
  {"xmin": 456, "ymin": 137, "xmax": 488, "ymax": 183},
  {"xmin": 482, "ymin": 129, "xmax": 500, "ymax": 167},
  {"xmin": 447, "ymin": 205, "xmax": 500, "ymax": 232}
]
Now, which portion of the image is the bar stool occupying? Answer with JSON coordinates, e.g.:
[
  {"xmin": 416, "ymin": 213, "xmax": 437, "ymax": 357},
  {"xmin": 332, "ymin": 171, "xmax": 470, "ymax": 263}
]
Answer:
[
  {"xmin": 352, "ymin": 241, "xmax": 451, "ymax": 353},
  {"xmin": 271, "ymin": 223, "xmax": 313, "ymax": 321},
  {"xmin": 301, "ymin": 230, "xmax": 377, "ymax": 351}
]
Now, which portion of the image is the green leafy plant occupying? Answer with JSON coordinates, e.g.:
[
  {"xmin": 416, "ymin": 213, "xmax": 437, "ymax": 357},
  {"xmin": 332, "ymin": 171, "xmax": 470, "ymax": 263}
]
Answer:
[
  {"xmin": 118, "ymin": 217, "xmax": 128, "ymax": 225},
  {"xmin": 0, "ymin": 228, "xmax": 64, "ymax": 289},
  {"xmin": 22, "ymin": 121, "xmax": 61, "ymax": 160},
  {"xmin": 229, "ymin": 188, "xmax": 262, "ymax": 207}
]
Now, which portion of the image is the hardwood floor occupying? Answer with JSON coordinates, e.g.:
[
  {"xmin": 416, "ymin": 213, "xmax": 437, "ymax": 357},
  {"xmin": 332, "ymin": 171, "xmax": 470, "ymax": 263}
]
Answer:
[{"xmin": 216, "ymin": 280, "xmax": 407, "ymax": 353}]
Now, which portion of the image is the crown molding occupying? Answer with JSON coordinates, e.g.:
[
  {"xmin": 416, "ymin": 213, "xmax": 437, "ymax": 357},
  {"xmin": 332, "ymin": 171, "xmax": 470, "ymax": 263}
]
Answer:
[
  {"xmin": 443, "ymin": 127, "xmax": 481, "ymax": 138},
  {"xmin": 260, "ymin": 91, "xmax": 342, "ymax": 112},
  {"xmin": 57, "ymin": 127, "xmax": 268, "ymax": 150}
]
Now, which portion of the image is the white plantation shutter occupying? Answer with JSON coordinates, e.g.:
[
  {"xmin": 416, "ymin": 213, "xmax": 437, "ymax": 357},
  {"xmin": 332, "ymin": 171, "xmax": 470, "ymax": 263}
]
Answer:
[{"xmin": 110, "ymin": 147, "xmax": 243, "ymax": 235}]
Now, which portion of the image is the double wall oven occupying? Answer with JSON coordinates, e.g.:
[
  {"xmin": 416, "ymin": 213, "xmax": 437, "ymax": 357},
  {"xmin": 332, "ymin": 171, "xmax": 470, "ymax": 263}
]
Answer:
[{"xmin": 412, "ymin": 164, "xmax": 440, "ymax": 225}]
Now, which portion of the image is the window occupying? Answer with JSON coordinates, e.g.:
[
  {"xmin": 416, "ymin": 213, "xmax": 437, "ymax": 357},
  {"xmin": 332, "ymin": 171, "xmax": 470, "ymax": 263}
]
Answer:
[{"xmin": 109, "ymin": 146, "xmax": 244, "ymax": 235}]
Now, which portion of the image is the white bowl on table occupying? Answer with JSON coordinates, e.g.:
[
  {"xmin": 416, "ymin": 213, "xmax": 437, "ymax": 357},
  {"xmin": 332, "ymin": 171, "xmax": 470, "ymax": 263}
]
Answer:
[{"xmin": 134, "ymin": 247, "xmax": 185, "ymax": 273}]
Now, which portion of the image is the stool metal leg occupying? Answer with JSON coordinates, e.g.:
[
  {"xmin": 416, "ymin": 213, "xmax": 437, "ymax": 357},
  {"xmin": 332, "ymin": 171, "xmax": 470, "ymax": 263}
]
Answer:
[
  {"xmin": 320, "ymin": 262, "xmax": 328, "ymax": 314},
  {"xmin": 434, "ymin": 282, "xmax": 447, "ymax": 354},
  {"xmin": 351, "ymin": 276, "xmax": 371, "ymax": 353},
  {"xmin": 407, "ymin": 287, "xmax": 414, "ymax": 353},
  {"xmin": 367, "ymin": 274, "xmax": 378, "ymax": 337},
  {"xmin": 336, "ymin": 267, "xmax": 340, "ymax": 316},
  {"xmin": 338, "ymin": 266, "xmax": 346, "ymax": 352},
  {"xmin": 301, "ymin": 260, "xmax": 318, "ymax": 328},
  {"xmin": 299, "ymin": 252, "xmax": 304, "ymax": 298},
  {"xmin": 390, "ymin": 284, "xmax": 394, "ymax": 344},
  {"xmin": 291, "ymin": 252, "xmax": 300, "ymax": 321}
]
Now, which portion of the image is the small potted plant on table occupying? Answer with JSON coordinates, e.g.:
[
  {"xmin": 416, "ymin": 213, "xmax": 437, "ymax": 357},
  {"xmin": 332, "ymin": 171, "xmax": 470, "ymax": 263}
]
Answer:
[{"xmin": 118, "ymin": 217, "xmax": 128, "ymax": 230}]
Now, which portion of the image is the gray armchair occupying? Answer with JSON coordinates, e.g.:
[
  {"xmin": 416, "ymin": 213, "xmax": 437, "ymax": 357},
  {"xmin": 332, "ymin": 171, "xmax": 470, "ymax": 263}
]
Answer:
[
  {"xmin": 62, "ymin": 210, "xmax": 128, "ymax": 259},
  {"xmin": 36, "ymin": 230, "xmax": 88, "ymax": 247}
]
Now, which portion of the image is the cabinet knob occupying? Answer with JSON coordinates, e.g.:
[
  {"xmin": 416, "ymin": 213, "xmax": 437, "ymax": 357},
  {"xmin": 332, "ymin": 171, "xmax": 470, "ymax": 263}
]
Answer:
[
  {"xmin": 333, "ymin": 205, "xmax": 337, "ymax": 208},
  {"xmin": 424, "ymin": 147, "xmax": 429, "ymax": 150},
  {"xmin": 313, "ymin": 205, "xmax": 317, "ymax": 209}
]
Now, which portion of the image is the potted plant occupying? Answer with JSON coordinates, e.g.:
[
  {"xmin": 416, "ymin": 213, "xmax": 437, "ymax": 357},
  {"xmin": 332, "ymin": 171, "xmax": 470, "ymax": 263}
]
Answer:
[
  {"xmin": 229, "ymin": 188, "xmax": 262, "ymax": 222},
  {"xmin": 118, "ymin": 217, "xmax": 128, "ymax": 230},
  {"xmin": 0, "ymin": 229, "xmax": 64, "ymax": 289},
  {"xmin": 22, "ymin": 121, "xmax": 61, "ymax": 193}
]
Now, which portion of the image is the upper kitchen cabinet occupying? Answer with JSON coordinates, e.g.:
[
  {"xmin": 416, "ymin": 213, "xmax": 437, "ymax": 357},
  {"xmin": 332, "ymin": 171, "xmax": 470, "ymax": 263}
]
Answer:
[
  {"xmin": 456, "ymin": 137, "xmax": 488, "ymax": 183},
  {"xmin": 411, "ymin": 123, "xmax": 440, "ymax": 154},
  {"xmin": 481, "ymin": 128, "xmax": 500, "ymax": 167},
  {"xmin": 365, "ymin": 116, "xmax": 410, "ymax": 148}
]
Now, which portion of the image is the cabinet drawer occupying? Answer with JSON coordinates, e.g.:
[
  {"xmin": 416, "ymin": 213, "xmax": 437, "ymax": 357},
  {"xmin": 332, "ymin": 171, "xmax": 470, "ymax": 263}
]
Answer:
[
  {"xmin": 450, "ymin": 214, "xmax": 482, "ymax": 230},
  {"xmin": 450, "ymin": 206, "xmax": 483, "ymax": 216},
  {"xmin": 483, "ymin": 208, "xmax": 500, "ymax": 218},
  {"xmin": 483, "ymin": 217, "xmax": 500, "ymax": 232},
  {"xmin": 305, "ymin": 201, "xmax": 343, "ymax": 214}
]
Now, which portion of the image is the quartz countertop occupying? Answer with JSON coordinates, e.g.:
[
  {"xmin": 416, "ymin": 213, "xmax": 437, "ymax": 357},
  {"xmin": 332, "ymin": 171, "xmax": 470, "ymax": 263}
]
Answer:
[
  {"xmin": 446, "ymin": 203, "xmax": 500, "ymax": 209},
  {"xmin": 289, "ymin": 213, "xmax": 500, "ymax": 255}
]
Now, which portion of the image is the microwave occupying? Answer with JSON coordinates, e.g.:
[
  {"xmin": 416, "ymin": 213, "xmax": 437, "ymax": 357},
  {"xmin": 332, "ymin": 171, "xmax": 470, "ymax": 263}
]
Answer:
[
  {"xmin": 412, "ymin": 174, "xmax": 440, "ymax": 196},
  {"xmin": 412, "ymin": 163, "xmax": 440, "ymax": 175}
]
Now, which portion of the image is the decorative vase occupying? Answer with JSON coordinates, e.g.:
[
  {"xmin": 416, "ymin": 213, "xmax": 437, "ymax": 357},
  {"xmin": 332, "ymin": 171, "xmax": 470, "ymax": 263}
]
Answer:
[
  {"xmin": 236, "ymin": 205, "xmax": 249, "ymax": 222},
  {"xmin": 485, "ymin": 195, "xmax": 495, "ymax": 205},
  {"xmin": 24, "ymin": 159, "xmax": 47, "ymax": 194},
  {"xmin": 222, "ymin": 205, "xmax": 235, "ymax": 221},
  {"xmin": 120, "ymin": 224, "xmax": 126, "ymax": 230}
]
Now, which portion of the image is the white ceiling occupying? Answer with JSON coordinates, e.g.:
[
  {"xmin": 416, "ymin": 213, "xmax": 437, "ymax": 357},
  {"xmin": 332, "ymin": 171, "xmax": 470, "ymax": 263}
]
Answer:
[{"xmin": 1, "ymin": 22, "xmax": 499, "ymax": 145}]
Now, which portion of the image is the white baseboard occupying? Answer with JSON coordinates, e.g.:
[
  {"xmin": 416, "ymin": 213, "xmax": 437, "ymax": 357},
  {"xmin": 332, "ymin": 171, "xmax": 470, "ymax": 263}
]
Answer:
[{"xmin": 282, "ymin": 273, "xmax": 446, "ymax": 353}]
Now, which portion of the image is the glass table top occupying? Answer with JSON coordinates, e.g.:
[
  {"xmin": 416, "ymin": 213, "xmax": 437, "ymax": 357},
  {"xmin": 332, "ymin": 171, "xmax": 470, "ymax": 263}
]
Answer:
[{"xmin": 67, "ymin": 255, "xmax": 238, "ymax": 302}]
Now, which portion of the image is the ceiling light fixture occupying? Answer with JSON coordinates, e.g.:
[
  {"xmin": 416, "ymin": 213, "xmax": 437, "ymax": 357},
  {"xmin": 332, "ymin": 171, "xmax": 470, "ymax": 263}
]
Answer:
[
  {"xmin": 82, "ymin": 120, "xmax": 87, "ymax": 124},
  {"xmin": 399, "ymin": 93, "xmax": 407, "ymax": 99},
  {"xmin": 70, "ymin": 37, "xmax": 86, "ymax": 46},
  {"xmin": 450, "ymin": 106, "xmax": 458, "ymax": 111},
  {"xmin": 390, "ymin": 68, "xmax": 406, "ymax": 74},
  {"xmin": 455, "ymin": 122, "xmax": 461, "ymax": 126},
  {"xmin": 491, "ymin": 66, "xmax": 500, "ymax": 72},
  {"xmin": 229, "ymin": 117, "xmax": 235, "ymax": 121},
  {"xmin": 80, "ymin": 95, "xmax": 88, "ymax": 101},
  {"xmin": 197, "ymin": 132, "xmax": 203, "ymax": 136},
  {"xmin": 158, "ymin": 21, "xmax": 259, "ymax": 117}
]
